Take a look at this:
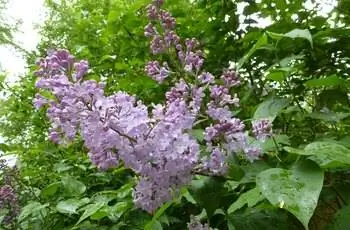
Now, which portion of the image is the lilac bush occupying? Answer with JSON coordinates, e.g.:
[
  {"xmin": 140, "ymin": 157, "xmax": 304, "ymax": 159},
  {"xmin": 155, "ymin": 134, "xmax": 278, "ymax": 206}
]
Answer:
[
  {"xmin": 33, "ymin": 0, "xmax": 273, "ymax": 215},
  {"xmin": 0, "ymin": 160, "xmax": 20, "ymax": 226}
]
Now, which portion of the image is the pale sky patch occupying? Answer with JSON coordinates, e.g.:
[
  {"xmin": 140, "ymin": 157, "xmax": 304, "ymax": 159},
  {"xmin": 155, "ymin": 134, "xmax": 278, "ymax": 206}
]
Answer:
[{"xmin": 0, "ymin": 0, "xmax": 45, "ymax": 83}]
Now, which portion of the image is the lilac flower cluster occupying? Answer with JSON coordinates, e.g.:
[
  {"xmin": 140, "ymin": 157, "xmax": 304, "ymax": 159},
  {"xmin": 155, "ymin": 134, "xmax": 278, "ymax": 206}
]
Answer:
[
  {"xmin": 0, "ymin": 160, "xmax": 20, "ymax": 226},
  {"xmin": 34, "ymin": 49, "xmax": 199, "ymax": 214},
  {"xmin": 0, "ymin": 185, "xmax": 20, "ymax": 225},
  {"xmin": 143, "ymin": 0, "xmax": 271, "ymax": 168},
  {"xmin": 144, "ymin": 1, "xmax": 204, "ymax": 79}
]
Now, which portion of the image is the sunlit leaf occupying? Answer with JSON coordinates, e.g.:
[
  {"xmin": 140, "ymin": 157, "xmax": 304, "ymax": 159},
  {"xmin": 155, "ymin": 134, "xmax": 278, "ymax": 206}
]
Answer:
[{"xmin": 256, "ymin": 160, "xmax": 324, "ymax": 230}]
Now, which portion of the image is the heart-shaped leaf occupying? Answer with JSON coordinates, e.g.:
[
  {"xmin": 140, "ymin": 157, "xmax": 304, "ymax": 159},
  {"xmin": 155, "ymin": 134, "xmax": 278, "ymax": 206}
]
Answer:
[{"xmin": 256, "ymin": 160, "xmax": 324, "ymax": 230}]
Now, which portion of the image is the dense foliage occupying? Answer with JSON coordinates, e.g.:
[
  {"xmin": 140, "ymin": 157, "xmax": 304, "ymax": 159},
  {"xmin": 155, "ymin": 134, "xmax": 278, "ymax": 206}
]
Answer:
[{"xmin": 1, "ymin": 0, "xmax": 350, "ymax": 229}]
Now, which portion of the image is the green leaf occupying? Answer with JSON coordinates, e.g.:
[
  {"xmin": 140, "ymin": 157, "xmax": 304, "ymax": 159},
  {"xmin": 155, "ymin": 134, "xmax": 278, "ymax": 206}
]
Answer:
[
  {"xmin": 229, "ymin": 208, "xmax": 290, "ymax": 230},
  {"xmin": 240, "ymin": 161, "xmax": 271, "ymax": 183},
  {"xmin": 56, "ymin": 199, "xmax": 82, "ymax": 215},
  {"xmin": 0, "ymin": 74, "xmax": 6, "ymax": 83},
  {"xmin": 227, "ymin": 217, "xmax": 237, "ymax": 230},
  {"xmin": 90, "ymin": 208, "xmax": 109, "ymax": 220},
  {"xmin": 190, "ymin": 129, "xmax": 204, "ymax": 142},
  {"xmin": 262, "ymin": 135, "xmax": 291, "ymax": 151},
  {"xmin": 75, "ymin": 203, "xmax": 105, "ymax": 226},
  {"xmin": 279, "ymin": 54, "xmax": 304, "ymax": 67},
  {"xmin": 305, "ymin": 142, "xmax": 350, "ymax": 168},
  {"xmin": 266, "ymin": 70, "xmax": 288, "ymax": 82},
  {"xmin": 56, "ymin": 198, "xmax": 90, "ymax": 215},
  {"xmin": 0, "ymin": 143, "xmax": 10, "ymax": 152},
  {"xmin": 253, "ymin": 97, "xmax": 289, "ymax": 121},
  {"xmin": 108, "ymin": 202, "xmax": 130, "ymax": 221},
  {"xmin": 307, "ymin": 112, "xmax": 350, "ymax": 122},
  {"xmin": 315, "ymin": 89, "xmax": 350, "ymax": 110},
  {"xmin": 227, "ymin": 188, "xmax": 264, "ymax": 214},
  {"xmin": 328, "ymin": 205, "xmax": 350, "ymax": 230},
  {"xmin": 237, "ymin": 33, "xmax": 268, "ymax": 69},
  {"xmin": 284, "ymin": 29, "xmax": 313, "ymax": 48},
  {"xmin": 256, "ymin": 160, "xmax": 324, "ymax": 230},
  {"xmin": 181, "ymin": 188, "xmax": 197, "ymax": 204},
  {"xmin": 62, "ymin": 176, "xmax": 86, "ymax": 197},
  {"xmin": 189, "ymin": 177, "xmax": 226, "ymax": 218},
  {"xmin": 107, "ymin": 10, "xmax": 120, "ymax": 22},
  {"xmin": 145, "ymin": 201, "xmax": 172, "ymax": 230},
  {"xmin": 54, "ymin": 162, "xmax": 73, "ymax": 172},
  {"xmin": 18, "ymin": 202, "xmax": 49, "ymax": 222},
  {"xmin": 145, "ymin": 220, "xmax": 162, "ymax": 230},
  {"xmin": 115, "ymin": 62, "xmax": 129, "ymax": 70},
  {"xmin": 41, "ymin": 182, "xmax": 61, "ymax": 197},
  {"xmin": 225, "ymin": 181, "xmax": 240, "ymax": 191},
  {"xmin": 267, "ymin": 29, "xmax": 313, "ymax": 48},
  {"xmin": 339, "ymin": 136, "xmax": 350, "ymax": 148},
  {"xmin": 116, "ymin": 182, "xmax": 134, "ymax": 199},
  {"xmin": 285, "ymin": 142, "xmax": 350, "ymax": 168},
  {"xmin": 283, "ymin": 146, "xmax": 309, "ymax": 155},
  {"xmin": 227, "ymin": 163, "xmax": 245, "ymax": 181},
  {"xmin": 304, "ymin": 75, "xmax": 344, "ymax": 88}
]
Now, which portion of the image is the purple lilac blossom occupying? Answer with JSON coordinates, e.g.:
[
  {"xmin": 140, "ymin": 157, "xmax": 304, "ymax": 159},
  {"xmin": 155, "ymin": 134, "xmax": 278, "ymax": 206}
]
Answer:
[
  {"xmin": 165, "ymin": 79, "xmax": 189, "ymax": 103},
  {"xmin": 184, "ymin": 51, "xmax": 204, "ymax": 73},
  {"xmin": 221, "ymin": 69, "xmax": 240, "ymax": 87},
  {"xmin": 150, "ymin": 35, "xmax": 166, "ymax": 54},
  {"xmin": 0, "ymin": 162, "xmax": 20, "ymax": 226},
  {"xmin": 144, "ymin": 23, "xmax": 157, "ymax": 37},
  {"xmin": 146, "ymin": 4, "xmax": 158, "ymax": 20},
  {"xmin": 34, "ymin": 49, "xmax": 199, "ymax": 213},
  {"xmin": 205, "ymin": 147, "xmax": 228, "ymax": 175},
  {"xmin": 0, "ymin": 185, "xmax": 20, "ymax": 225},
  {"xmin": 198, "ymin": 72, "xmax": 214, "ymax": 84},
  {"xmin": 190, "ymin": 86, "xmax": 205, "ymax": 113},
  {"xmin": 143, "ymin": 2, "xmax": 204, "ymax": 74},
  {"xmin": 252, "ymin": 119, "xmax": 273, "ymax": 141},
  {"xmin": 33, "ymin": 93, "xmax": 49, "ymax": 109},
  {"xmin": 159, "ymin": 9, "xmax": 176, "ymax": 30},
  {"xmin": 164, "ymin": 30, "xmax": 180, "ymax": 47},
  {"xmin": 145, "ymin": 61, "xmax": 170, "ymax": 83}
]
